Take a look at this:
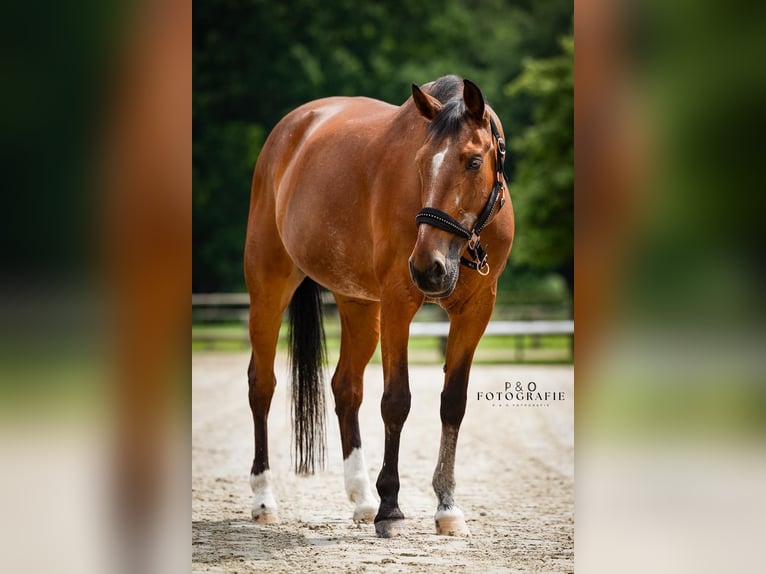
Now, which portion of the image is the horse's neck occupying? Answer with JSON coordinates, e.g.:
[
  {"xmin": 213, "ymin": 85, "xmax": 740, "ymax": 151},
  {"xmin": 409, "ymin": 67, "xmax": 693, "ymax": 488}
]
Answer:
[
  {"xmin": 367, "ymin": 102, "xmax": 427, "ymax": 173},
  {"xmin": 389, "ymin": 100, "xmax": 426, "ymax": 140}
]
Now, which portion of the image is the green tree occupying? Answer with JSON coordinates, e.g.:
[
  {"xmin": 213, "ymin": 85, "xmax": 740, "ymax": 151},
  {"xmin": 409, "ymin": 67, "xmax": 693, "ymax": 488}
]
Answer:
[{"xmin": 505, "ymin": 36, "xmax": 574, "ymax": 292}]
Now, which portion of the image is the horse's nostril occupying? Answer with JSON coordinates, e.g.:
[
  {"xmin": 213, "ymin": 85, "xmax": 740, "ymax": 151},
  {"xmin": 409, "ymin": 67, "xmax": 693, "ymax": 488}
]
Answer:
[
  {"xmin": 432, "ymin": 260, "xmax": 447, "ymax": 279},
  {"xmin": 409, "ymin": 256, "xmax": 450, "ymax": 293}
]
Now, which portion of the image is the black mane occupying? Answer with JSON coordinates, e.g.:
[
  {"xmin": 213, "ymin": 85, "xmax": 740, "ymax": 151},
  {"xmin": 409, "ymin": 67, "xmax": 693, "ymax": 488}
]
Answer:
[
  {"xmin": 426, "ymin": 75, "xmax": 463, "ymax": 103},
  {"xmin": 422, "ymin": 75, "xmax": 474, "ymax": 140}
]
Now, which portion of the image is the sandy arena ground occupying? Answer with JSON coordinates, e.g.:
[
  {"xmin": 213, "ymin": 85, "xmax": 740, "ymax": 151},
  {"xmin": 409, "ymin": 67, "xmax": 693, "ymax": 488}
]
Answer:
[{"xmin": 192, "ymin": 352, "xmax": 573, "ymax": 573}]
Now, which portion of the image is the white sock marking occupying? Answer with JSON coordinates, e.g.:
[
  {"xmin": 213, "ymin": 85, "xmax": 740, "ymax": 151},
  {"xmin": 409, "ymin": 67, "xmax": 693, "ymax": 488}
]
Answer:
[
  {"xmin": 250, "ymin": 470, "xmax": 277, "ymax": 515},
  {"xmin": 434, "ymin": 505, "xmax": 465, "ymax": 520},
  {"xmin": 344, "ymin": 448, "xmax": 377, "ymax": 509},
  {"xmin": 433, "ymin": 426, "xmax": 458, "ymax": 507}
]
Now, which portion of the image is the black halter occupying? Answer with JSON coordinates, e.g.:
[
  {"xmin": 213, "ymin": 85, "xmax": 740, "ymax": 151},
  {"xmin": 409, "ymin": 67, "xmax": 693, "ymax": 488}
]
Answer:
[{"xmin": 415, "ymin": 117, "xmax": 507, "ymax": 275}]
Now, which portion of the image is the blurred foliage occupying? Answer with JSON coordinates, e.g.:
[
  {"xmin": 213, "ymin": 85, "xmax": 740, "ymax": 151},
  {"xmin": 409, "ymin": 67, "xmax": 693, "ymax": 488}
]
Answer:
[
  {"xmin": 193, "ymin": 0, "xmax": 573, "ymax": 294},
  {"xmin": 616, "ymin": 0, "xmax": 766, "ymax": 326},
  {"xmin": 506, "ymin": 36, "xmax": 574, "ymax": 292}
]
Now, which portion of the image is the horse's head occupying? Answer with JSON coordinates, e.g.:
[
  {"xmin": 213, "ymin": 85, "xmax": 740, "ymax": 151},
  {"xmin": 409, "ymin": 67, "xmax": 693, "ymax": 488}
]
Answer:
[{"xmin": 408, "ymin": 78, "xmax": 504, "ymax": 298}]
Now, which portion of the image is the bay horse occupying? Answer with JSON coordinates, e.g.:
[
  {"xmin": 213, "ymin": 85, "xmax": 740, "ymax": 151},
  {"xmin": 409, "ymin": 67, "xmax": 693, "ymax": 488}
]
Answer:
[{"xmin": 243, "ymin": 75, "xmax": 514, "ymax": 537}]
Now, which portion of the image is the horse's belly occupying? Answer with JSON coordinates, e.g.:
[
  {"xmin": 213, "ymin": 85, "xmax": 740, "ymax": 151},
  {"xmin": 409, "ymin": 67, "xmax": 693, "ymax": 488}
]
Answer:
[
  {"xmin": 309, "ymin": 259, "xmax": 379, "ymax": 301},
  {"xmin": 278, "ymin": 193, "xmax": 380, "ymax": 301},
  {"xmin": 288, "ymin": 237, "xmax": 380, "ymax": 300}
]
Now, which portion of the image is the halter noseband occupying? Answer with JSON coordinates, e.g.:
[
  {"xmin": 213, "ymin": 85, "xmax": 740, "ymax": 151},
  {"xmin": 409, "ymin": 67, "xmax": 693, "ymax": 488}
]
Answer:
[{"xmin": 415, "ymin": 116, "xmax": 507, "ymax": 276}]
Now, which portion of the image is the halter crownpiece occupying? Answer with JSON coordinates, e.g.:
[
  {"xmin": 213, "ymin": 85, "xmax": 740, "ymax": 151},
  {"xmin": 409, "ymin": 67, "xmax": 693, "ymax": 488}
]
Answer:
[{"xmin": 415, "ymin": 116, "xmax": 507, "ymax": 276}]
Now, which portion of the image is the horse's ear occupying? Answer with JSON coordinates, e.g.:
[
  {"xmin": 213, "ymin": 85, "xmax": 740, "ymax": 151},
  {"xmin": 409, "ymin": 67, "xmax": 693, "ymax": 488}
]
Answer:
[
  {"xmin": 463, "ymin": 79, "xmax": 486, "ymax": 121},
  {"xmin": 412, "ymin": 83, "xmax": 443, "ymax": 121}
]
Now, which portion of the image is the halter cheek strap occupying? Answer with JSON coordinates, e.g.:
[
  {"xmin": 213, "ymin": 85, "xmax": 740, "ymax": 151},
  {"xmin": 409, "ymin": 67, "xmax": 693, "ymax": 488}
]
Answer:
[{"xmin": 415, "ymin": 117, "xmax": 507, "ymax": 276}]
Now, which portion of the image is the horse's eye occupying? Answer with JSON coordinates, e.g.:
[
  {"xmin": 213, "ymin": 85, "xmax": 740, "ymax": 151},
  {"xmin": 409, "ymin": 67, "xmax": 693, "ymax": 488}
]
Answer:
[{"xmin": 466, "ymin": 157, "xmax": 483, "ymax": 170}]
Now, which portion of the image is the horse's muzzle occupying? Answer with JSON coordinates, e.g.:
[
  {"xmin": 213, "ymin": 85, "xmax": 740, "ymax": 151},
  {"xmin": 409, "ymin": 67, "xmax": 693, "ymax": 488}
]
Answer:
[{"xmin": 408, "ymin": 254, "xmax": 458, "ymax": 298}]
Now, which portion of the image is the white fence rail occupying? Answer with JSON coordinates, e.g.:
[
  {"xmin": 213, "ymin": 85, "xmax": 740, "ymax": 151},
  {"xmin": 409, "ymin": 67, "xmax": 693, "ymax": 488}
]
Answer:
[
  {"xmin": 409, "ymin": 320, "xmax": 573, "ymax": 337},
  {"xmin": 192, "ymin": 294, "xmax": 573, "ymax": 361}
]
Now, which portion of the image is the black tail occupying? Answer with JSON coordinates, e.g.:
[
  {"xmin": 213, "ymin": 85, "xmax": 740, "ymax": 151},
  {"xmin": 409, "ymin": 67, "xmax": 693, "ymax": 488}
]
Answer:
[{"xmin": 287, "ymin": 277, "xmax": 327, "ymax": 474}]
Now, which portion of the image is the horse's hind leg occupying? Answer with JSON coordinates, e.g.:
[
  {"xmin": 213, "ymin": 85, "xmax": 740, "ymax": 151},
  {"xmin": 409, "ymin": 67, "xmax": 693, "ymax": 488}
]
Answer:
[
  {"xmin": 331, "ymin": 294, "xmax": 380, "ymax": 523},
  {"xmin": 433, "ymin": 288, "xmax": 496, "ymax": 537},
  {"xmin": 245, "ymin": 242, "xmax": 303, "ymax": 523}
]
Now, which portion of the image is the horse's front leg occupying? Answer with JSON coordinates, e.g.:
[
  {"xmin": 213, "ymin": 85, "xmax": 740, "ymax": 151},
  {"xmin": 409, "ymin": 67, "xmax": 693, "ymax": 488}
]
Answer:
[
  {"xmin": 374, "ymin": 289, "xmax": 422, "ymax": 538},
  {"xmin": 433, "ymin": 288, "xmax": 496, "ymax": 536},
  {"xmin": 331, "ymin": 294, "xmax": 381, "ymax": 523}
]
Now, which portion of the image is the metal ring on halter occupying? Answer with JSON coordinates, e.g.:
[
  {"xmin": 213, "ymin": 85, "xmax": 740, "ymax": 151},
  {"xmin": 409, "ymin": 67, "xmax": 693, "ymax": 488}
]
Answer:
[{"xmin": 477, "ymin": 261, "xmax": 490, "ymax": 276}]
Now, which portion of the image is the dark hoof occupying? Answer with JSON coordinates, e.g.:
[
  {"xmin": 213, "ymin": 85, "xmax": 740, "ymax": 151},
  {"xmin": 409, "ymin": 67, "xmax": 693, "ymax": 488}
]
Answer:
[{"xmin": 375, "ymin": 518, "xmax": 406, "ymax": 538}]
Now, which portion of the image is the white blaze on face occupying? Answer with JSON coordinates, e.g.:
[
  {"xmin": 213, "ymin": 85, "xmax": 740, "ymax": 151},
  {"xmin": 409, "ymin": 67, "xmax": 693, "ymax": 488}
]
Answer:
[
  {"xmin": 426, "ymin": 144, "xmax": 450, "ymax": 205},
  {"xmin": 344, "ymin": 448, "xmax": 378, "ymax": 514}
]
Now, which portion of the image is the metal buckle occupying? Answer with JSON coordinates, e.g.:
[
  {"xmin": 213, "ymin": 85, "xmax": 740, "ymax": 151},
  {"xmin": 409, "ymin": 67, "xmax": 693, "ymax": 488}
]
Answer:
[
  {"xmin": 477, "ymin": 258, "xmax": 490, "ymax": 276},
  {"xmin": 468, "ymin": 231, "xmax": 480, "ymax": 251}
]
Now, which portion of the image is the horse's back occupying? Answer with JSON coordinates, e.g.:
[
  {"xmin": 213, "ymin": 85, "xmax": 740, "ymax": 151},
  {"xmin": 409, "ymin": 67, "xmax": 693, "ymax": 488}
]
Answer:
[
  {"xmin": 249, "ymin": 96, "xmax": 397, "ymax": 299},
  {"xmin": 259, "ymin": 96, "xmax": 393, "ymax": 173}
]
